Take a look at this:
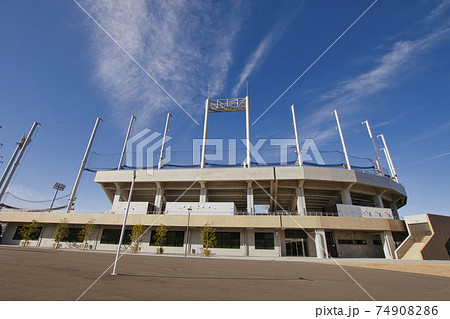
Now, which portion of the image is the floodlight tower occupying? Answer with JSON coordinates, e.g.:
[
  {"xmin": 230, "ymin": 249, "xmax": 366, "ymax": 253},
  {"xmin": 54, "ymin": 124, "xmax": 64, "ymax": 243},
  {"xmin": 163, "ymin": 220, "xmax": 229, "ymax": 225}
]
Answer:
[
  {"xmin": 201, "ymin": 97, "xmax": 251, "ymax": 168},
  {"xmin": 291, "ymin": 105, "xmax": 302, "ymax": 166}
]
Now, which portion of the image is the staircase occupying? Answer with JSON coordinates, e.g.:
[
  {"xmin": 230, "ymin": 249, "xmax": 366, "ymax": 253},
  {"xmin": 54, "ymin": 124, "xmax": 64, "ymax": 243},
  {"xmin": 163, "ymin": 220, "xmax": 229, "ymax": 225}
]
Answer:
[{"xmin": 400, "ymin": 235, "xmax": 432, "ymax": 260}]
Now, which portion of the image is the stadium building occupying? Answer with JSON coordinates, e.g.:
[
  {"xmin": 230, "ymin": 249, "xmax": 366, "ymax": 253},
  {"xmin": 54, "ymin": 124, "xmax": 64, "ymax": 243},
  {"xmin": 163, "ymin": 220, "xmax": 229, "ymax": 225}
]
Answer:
[{"xmin": 0, "ymin": 98, "xmax": 448, "ymax": 260}]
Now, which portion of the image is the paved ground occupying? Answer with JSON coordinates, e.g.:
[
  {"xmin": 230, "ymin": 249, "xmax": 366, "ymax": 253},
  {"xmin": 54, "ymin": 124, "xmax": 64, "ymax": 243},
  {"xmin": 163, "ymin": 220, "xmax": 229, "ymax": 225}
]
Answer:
[{"xmin": 1, "ymin": 246, "xmax": 449, "ymax": 301}]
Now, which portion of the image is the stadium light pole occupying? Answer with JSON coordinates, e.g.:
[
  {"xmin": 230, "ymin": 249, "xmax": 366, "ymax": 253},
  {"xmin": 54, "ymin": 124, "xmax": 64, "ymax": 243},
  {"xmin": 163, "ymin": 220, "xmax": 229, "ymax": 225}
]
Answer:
[
  {"xmin": 0, "ymin": 136, "xmax": 25, "ymax": 197},
  {"xmin": 49, "ymin": 182, "xmax": 66, "ymax": 212},
  {"xmin": 118, "ymin": 115, "xmax": 136, "ymax": 170},
  {"xmin": 112, "ymin": 170, "xmax": 136, "ymax": 276},
  {"xmin": 332, "ymin": 110, "xmax": 351, "ymax": 170}
]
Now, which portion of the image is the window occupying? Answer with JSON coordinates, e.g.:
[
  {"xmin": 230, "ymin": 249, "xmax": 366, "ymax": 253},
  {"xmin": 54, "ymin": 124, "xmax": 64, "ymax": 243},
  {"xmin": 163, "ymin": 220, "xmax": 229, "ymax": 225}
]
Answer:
[
  {"xmin": 215, "ymin": 232, "xmax": 240, "ymax": 249},
  {"xmin": 62, "ymin": 228, "xmax": 83, "ymax": 243},
  {"xmin": 13, "ymin": 226, "xmax": 42, "ymax": 240},
  {"xmin": 255, "ymin": 232, "xmax": 274, "ymax": 250},
  {"xmin": 150, "ymin": 230, "xmax": 185, "ymax": 247},
  {"xmin": 373, "ymin": 239, "xmax": 382, "ymax": 246},
  {"xmin": 338, "ymin": 239, "xmax": 367, "ymax": 245},
  {"xmin": 100, "ymin": 229, "xmax": 132, "ymax": 245}
]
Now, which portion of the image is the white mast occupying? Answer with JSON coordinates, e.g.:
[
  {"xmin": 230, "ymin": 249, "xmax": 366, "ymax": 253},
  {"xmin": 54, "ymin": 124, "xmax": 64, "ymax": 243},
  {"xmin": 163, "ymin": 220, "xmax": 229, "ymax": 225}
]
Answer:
[
  {"xmin": 291, "ymin": 104, "xmax": 302, "ymax": 166},
  {"xmin": 332, "ymin": 110, "xmax": 351, "ymax": 170},
  {"xmin": 362, "ymin": 120, "xmax": 383, "ymax": 175},
  {"xmin": 0, "ymin": 122, "xmax": 40, "ymax": 203},
  {"xmin": 66, "ymin": 117, "xmax": 102, "ymax": 213},
  {"xmin": 200, "ymin": 99, "xmax": 209, "ymax": 168},
  {"xmin": 158, "ymin": 112, "xmax": 172, "ymax": 169},
  {"xmin": 118, "ymin": 115, "xmax": 136, "ymax": 170},
  {"xmin": 245, "ymin": 96, "xmax": 251, "ymax": 168},
  {"xmin": 378, "ymin": 134, "xmax": 398, "ymax": 183}
]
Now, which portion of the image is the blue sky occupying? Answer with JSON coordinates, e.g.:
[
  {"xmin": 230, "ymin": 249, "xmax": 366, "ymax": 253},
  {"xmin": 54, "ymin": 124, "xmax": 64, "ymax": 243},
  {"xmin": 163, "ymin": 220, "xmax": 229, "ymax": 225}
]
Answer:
[{"xmin": 0, "ymin": 0, "xmax": 449, "ymax": 217}]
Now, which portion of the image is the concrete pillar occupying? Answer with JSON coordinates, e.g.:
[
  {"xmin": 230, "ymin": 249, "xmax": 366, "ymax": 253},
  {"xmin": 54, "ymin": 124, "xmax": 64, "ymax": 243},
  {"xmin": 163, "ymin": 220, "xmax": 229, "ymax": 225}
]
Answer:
[
  {"xmin": 390, "ymin": 202, "xmax": 399, "ymax": 219},
  {"xmin": 154, "ymin": 187, "xmax": 164, "ymax": 213},
  {"xmin": 373, "ymin": 195, "xmax": 383, "ymax": 208},
  {"xmin": 381, "ymin": 231, "xmax": 396, "ymax": 259},
  {"xmin": 199, "ymin": 182, "xmax": 207, "ymax": 203},
  {"xmin": 247, "ymin": 182, "xmax": 254, "ymax": 215},
  {"xmin": 113, "ymin": 189, "xmax": 121, "ymax": 205},
  {"xmin": 315, "ymin": 229, "xmax": 328, "ymax": 259},
  {"xmin": 296, "ymin": 187, "xmax": 307, "ymax": 216},
  {"xmin": 340, "ymin": 190, "xmax": 352, "ymax": 205},
  {"xmin": 243, "ymin": 229, "xmax": 248, "ymax": 256}
]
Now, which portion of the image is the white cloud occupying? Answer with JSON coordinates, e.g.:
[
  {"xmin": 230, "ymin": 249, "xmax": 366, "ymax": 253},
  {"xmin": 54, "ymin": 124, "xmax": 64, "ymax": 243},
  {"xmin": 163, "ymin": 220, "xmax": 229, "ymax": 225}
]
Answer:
[
  {"xmin": 299, "ymin": 26, "xmax": 450, "ymax": 145},
  {"xmin": 427, "ymin": 0, "xmax": 450, "ymax": 21},
  {"xmin": 231, "ymin": 6, "xmax": 302, "ymax": 97},
  {"xmin": 77, "ymin": 0, "xmax": 245, "ymax": 125}
]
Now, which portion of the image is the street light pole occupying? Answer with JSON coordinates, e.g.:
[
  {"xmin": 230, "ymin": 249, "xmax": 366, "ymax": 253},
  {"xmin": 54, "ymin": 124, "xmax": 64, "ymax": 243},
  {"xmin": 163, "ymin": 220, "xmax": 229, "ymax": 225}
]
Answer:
[{"xmin": 184, "ymin": 208, "xmax": 192, "ymax": 258}]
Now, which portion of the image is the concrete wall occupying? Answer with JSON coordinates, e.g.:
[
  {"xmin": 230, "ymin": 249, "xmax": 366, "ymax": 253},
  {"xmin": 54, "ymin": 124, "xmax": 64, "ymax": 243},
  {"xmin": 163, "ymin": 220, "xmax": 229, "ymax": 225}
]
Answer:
[
  {"xmin": 333, "ymin": 230, "xmax": 385, "ymax": 258},
  {"xmin": 421, "ymin": 214, "xmax": 450, "ymax": 260}
]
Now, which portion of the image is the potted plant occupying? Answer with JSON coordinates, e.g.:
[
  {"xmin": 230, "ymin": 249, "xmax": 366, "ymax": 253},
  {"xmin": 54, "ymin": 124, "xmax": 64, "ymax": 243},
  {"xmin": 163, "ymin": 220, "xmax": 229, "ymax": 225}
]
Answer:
[{"xmin": 200, "ymin": 224, "xmax": 217, "ymax": 257}]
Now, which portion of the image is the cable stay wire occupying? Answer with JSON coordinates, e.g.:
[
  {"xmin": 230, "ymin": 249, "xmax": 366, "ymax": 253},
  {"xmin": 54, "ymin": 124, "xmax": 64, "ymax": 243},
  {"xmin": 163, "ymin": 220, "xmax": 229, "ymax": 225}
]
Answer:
[{"xmin": 4, "ymin": 191, "xmax": 70, "ymax": 203}]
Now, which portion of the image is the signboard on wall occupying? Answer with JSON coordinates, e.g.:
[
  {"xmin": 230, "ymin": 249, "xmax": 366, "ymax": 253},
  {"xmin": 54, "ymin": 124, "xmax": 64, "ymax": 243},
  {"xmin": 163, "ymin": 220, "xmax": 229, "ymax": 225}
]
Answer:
[{"xmin": 337, "ymin": 204, "xmax": 394, "ymax": 219}]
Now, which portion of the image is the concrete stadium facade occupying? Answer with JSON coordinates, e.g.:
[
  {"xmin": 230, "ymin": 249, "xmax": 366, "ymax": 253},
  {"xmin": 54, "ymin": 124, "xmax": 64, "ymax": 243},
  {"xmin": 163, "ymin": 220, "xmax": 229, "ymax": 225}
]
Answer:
[{"xmin": 0, "ymin": 166, "xmax": 411, "ymax": 259}]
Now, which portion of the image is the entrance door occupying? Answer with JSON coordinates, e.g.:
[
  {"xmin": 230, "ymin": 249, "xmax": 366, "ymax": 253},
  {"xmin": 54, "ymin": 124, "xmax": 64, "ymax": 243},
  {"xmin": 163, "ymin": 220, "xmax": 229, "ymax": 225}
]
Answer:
[
  {"xmin": 325, "ymin": 232, "xmax": 338, "ymax": 257},
  {"xmin": 285, "ymin": 239, "xmax": 308, "ymax": 256}
]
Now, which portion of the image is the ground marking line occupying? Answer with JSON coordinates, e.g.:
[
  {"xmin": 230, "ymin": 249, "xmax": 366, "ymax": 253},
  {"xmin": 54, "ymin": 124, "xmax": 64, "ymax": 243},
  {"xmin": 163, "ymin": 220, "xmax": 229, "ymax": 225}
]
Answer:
[
  {"xmin": 252, "ymin": 0, "xmax": 379, "ymax": 125},
  {"xmin": 72, "ymin": 0, "xmax": 200, "ymax": 126},
  {"xmin": 251, "ymin": 178, "xmax": 376, "ymax": 301},
  {"xmin": 76, "ymin": 176, "xmax": 200, "ymax": 301}
]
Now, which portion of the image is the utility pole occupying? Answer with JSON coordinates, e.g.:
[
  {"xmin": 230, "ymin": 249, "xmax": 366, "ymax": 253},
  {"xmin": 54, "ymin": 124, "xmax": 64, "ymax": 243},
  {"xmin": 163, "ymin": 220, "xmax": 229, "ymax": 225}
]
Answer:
[
  {"xmin": 362, "ymin": 120, "xmax": 383, "ymax": 175},
  {"xmin": 291, "ymin": 105, "xmax": 302, "ymax": 166},
  {"xmin": 118, "ymin": 115, "xmax": 136, "ymax": 170},
  {"xmin": 158, "ymin": 113, "xmax": 171, "ymax": 170},
  {"xmin": 332, "ymin": 110, "xmax": 351, "ymax": 170},
  {"xmin": 0, "ymin": 122, "xmax": 40, "ymax": 203},
  {"xmin": 66, "ymin": 117, "xmax": 102, "ymax": 213}
]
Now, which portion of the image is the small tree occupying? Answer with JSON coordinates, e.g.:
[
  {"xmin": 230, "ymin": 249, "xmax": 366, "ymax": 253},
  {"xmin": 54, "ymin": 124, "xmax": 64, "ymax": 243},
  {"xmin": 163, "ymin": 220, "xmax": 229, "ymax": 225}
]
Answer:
[
  {"xmin": 19, "ymin": 219, "xmax": 41, "ymax": 247},
  {"xmin": 129, "ymin": 223, "xmax": 145, "ymax": 253},
  {"xmin": 53, "ymin": 218, "xmax": 69, "ymax": 249},
  {"xmin": 78, "ymin": 219, "xmax": 96, "ymax": 250},
  {"xmin": 200, "ymin": 224, "xmax": 217, "ymax": 256},
  {"xmin": 153, "ymin": 224, "xmax": 169, "ymax": 254}
]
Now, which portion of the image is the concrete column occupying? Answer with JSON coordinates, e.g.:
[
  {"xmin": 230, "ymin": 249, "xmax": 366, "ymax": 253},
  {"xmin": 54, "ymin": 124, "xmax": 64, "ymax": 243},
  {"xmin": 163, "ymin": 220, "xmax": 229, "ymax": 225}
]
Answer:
[
  {"xmin": 243, "ymin": 229, "xmax": 248, "ymax": 256},
  {"xmin": 390, "ymin": 202, "xmax": 399, "ymax": 219},
  {"xmin": 113, "ymin": 189, "xmax": 121, "ymax": 205},
  {"xmin": 373, "ymin": 195, "xmax": 383, "ymax": 208},
  {"xmin": 247, "ymin": 182, "xmax": 254, "ymax": 215},
  {"xmin": 199, "ymin": 182, "xmax": 208, "ymax": 203},
  {"xmin": 381, "ymin": 231, "xmax": 396, "ymax": 259},
  {"xmin": 315, "ymin": 229, "xmax": 328, "ymax": 259},
  {"xmin": 296, "ymin": 187, "xmax": 307, "ymax": 216},
  {"xmin": 154, "ymin": 187, "xmax": 164, "ymax": 213},
  {"xmin": 340, "ymin": 190, "xmax": 352, "ymax": 205}
]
